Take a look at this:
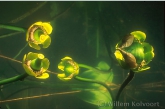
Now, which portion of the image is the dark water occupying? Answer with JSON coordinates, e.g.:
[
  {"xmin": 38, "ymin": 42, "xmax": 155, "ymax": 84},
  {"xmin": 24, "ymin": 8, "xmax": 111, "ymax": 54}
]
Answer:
[{"xmin": 0, "ymin": 1, "xmax": 164, "ymax": 109}]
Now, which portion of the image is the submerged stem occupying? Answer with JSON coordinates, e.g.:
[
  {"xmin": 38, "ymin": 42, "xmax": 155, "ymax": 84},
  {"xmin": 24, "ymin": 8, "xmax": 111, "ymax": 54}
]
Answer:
[
  {"xmin": 113, "ymin": 70, "xmax": 135, "ymax": 109},
  {"xmin": 0, "ymin": 73, "xmax": 28, "ymax": 86},
  {"xmin": 0, "ymin": 24, "xmax": 26, "ymax": 32}
]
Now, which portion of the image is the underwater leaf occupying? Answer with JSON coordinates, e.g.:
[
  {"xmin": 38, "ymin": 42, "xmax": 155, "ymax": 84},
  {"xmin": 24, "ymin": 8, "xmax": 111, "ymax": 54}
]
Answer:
[
  {"xmin": 76, "ymin": 89, "xmax": 113, "ymax": 109},
  {"xmin": 130, "ymin": 31, "xmax": 146, "ymax": 42},
  {"xmin": 79, "ymin": 69, "xmax": 113, "ymax": 83},
  {"xmin": 97, "ymin": 61, "xmax": 110, "ymax": 71}
]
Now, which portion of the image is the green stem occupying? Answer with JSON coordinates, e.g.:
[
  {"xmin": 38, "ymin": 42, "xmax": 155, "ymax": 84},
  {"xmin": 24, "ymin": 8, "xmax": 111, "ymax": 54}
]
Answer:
[
  {"xmin": 74, "ymin": 76, "xmax": 114, "ymax": 104},
  {"xmin": 0, "ymin": 24, "xmax": 26, "ymax": 32},
  {"xmin": 78, "ymin": 64, "xmax": 95, "ymax": 70},
  {"xmin": 0, "ymin": 73, "xmax": 28, "ymax": 86},
  {"xmin": 78, "ymin": 64, "xmax": 110, "ymax": 73},
  {"xmin": 13, "ymin": 43, "xmax": 28, "ymax": 59}
]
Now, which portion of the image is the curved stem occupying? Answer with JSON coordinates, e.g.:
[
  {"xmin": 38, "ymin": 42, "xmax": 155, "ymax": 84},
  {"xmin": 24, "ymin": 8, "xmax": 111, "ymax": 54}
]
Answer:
[
  {"xmin": 0, "ymin": 73, "xmax": 28, "ymax": 86},
  {"xmin": 0, "ymin": 31, "xmax": 23, "ymax": 39},
  {"xmin": 78, "ymin": 64, "xmax": 110, "ymax": 73},
  {"xmin": 78, "ymin": 64, "xmax": 95, "ymax": 70},
  {"xmin": 13, "ymin": 43, "xmax": 28, "ymax": 59},
  {"xmin": 113, "ymin": 70, "xmax": 135, "ymax": 109},
  {"xmin": 74, "ymin": 76, "xmax": 114, "ymax": 104}
]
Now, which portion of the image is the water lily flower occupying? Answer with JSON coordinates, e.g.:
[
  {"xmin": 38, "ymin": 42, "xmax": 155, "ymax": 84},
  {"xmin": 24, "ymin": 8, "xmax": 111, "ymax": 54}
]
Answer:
[
  {"xmin": 22, "ymin": 52, "xmax": 50, "ymax": 79},
  {"xmin": 114, "ymin": 31, "xmax": 154, "ymax": 72},
  {"xmin": 58, "ymin": 56, "xmax": 79, "ymax": 81},
  {"xmin": 26, "ymin": 21, "xmax": 52, "ymax": 50}
]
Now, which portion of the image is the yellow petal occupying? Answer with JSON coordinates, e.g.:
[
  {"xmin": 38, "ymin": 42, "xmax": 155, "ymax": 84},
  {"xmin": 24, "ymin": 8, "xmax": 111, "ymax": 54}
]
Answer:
[
  {"xmin": 36, "ymin": 73, "xmax": 49, "ymax": 79},
  {"xmin": 37, "ymin": 54, "xmax": 44, "ymax": 59},
  {"xmin": 42, "ymin": 36, "xmax": 51, "ymax": 48},
  {"xmin": 59, "ymin": 77, "xmax": 72, "ymax": 81},
  {"xmin": 42, "ymin": 22, "xmax": 52, "ymax": 34},
  {"xmin": 34, "ymin": 21, "xmax": 43, "ymax": 26},
  {"xmin": 29, "ymin": 42, "xmax": 41, "ymax": 50},
  {"xmin": 62, "ymin": 56, "xmax": 72, "ymax": 61},
  {"xmin": 23, "ymin": 54, "xmax": 27, "ymax": 62},
  {"xmin": 57, "ymin": 73, "xmax": 66, "ymax": 78},
  {"xmin": 40, "ymin": 34, "xmax": 49, "ymax": 43},
  {"xmin": 114, "ymin": 50, "xmax": 124, "ymax": 61},
  {"xmin": 23, "ymin": 64, "xmax": 35, "ymax": 76}
]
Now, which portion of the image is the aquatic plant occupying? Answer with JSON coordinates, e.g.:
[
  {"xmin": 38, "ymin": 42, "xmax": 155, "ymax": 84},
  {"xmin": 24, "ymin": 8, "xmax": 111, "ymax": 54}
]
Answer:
[
  {"xmin": 114, "ymin": 31, "xmax": 154, "ymax": 72},
  {"xmin": 0, "ymin": 21, "xmax": 53, "ymax": 86},
  {"xmin": 57, "ymin": 56, "xmax": 114, "ymax": 108},
  {"xmin": 58, "ymin": 56, "xmax": 79, "ymax": 81},
  {"xmin": 114, "ymin": 31, "xmax": 154, "ymax": 103},
  {"xmin": 22, "ymin": 52, "xmax": 50, "ymax": 79},
  {"xmin": 26, "ymin": 21, "xmax": 52, "ymax": 50}
]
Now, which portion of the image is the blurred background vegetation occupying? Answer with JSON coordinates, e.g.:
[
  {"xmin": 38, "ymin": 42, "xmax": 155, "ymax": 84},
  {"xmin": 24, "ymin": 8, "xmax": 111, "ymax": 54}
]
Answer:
[{"xmin": 0, "ymin": 1, "xmax": 164, "ymax": 109}]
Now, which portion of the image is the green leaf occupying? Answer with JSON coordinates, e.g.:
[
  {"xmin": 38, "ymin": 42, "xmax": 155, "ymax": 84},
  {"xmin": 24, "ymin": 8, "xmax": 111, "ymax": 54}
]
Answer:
[
  {"xmin": 76, "ymin": 89, "xmax": 113, "ymax": 109},
  {"xmin": 79, "ymin": 69, "xmax": 113, "ymax": 83},
  {"xmin": 97, "ymin": 61, "xmax": 110, "ymax": 71}
]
